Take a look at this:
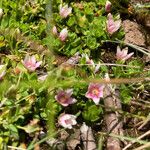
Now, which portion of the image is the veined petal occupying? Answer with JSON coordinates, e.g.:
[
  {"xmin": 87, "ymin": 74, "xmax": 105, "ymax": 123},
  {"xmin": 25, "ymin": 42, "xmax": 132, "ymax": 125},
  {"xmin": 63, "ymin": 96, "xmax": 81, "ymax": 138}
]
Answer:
[
  {"xmin": 105, "ymin": 1, "xmax": 111, "ymax": 12},
  {"xmin": 123, "ymin": 52, "xmax": 134, "ymax": 61},
  {"xmin": 35, "ymin": 61, "xmax": 42, "ymax": 68},
  {"xmin": 31, "ymin": 55, "xmax": 36, "ymax": 64},
  {"xmin": 93, "ymin": 97, "xmax": 100, "ymax": 105}
]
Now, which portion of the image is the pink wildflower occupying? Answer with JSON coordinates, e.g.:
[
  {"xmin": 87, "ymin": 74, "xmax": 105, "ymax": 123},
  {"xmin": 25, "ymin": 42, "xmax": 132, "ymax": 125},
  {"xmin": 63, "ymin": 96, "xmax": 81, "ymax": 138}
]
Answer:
[
  {"xmin": 106, "ymin": 13, "xmax": 121, "ymax": 35},
  {"xmin": 84, "ymin": 54, "xmax": 95, "ymax": 67},
  {"xmin": 58, "ymin": 113, "xmax": 77, "ymax": 129},
  {"xmin": 59, "ymin": 28, "xmax": 68, "ymax": 42},
  {"xmin": 0, "ymin": 65, "xmax": 6, "ymax": 80},
  {"xmin": 85, "ymin": 83, "xmax": 104, "ymax": 105},
  {"xmin": 105, "ymin": 1, "xmax": 111, "ymax": 13},
  {"xmin": 60, "ymin": 5, "xmax": 72, "ymax": 18},
  {"xmin": 116, "ymin": 46, "xmax": 134, "ymax": 61},
  {"xmin": 22, "ymin": 55, "xmax": 42, "ymax": 72},
  {"xmin": 82, "ymin": 54, "xmax": 100, "ymax": 73},
  {"xmin": 52, "ymin": 26, "xmax": 58, "ymax": 36},
  {"xmin": 55, "ymin": 89, "xmax": 77, "ymax": 107}
]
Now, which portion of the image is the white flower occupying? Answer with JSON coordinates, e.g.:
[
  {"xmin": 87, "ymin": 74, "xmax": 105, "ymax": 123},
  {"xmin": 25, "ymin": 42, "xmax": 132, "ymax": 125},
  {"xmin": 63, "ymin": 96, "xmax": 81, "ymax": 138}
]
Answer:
[{"xmin": 58, "ymin": 114, "xmax": 77, "ymax": 129}]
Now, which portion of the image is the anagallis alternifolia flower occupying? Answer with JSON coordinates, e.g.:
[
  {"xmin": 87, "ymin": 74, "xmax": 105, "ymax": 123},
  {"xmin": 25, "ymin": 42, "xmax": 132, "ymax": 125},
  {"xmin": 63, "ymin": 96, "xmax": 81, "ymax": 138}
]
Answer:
[
  {"xmin": 52, "ymin": 26, "xmax": 58, "ymax": 36},
  {"xmin": 106, "ymin": 13, "xmax": 121, "ymax": 35},
  {"xmin": 52, "ymin": 26, "xmax": 68, "ymax": 42},
  {"xmin": 59, "ymin": 28, "xmax": 68, "ymax": 42},
  {"xmin": 22, "ymin": 55, "xmax": 42, "ymax": 72},
  {"xmin": 82, "ymin": 54, "xmax": 100, "ymax": 73},
  {"xmin": 55, "ymin": 89, "xmax": 77, "ymax": 107},
  {"xmin": 105, "ymin": 1, "xmax": 111, "ymax": 13},
  {"xmin": 116, "ymin": 46, "xmax": 134, "ymax": 61},
  {"xmin": 58, "ymin": 113, "xmax": 77, "ymax": 129},
  {"xmin": 85, "ymin": 83, "xmax": 104, "ymax": 105},
  {"xmin": 59, "ymin": 4, "xmax": 72, "ymax": 18}
]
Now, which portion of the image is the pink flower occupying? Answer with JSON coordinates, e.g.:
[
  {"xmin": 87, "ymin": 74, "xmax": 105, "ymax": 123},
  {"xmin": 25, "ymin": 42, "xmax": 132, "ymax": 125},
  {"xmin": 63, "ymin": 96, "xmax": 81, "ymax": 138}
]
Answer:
[
  {"xmin": 60, "ymin": 5, "xmax": 72, "ymax": 18},
  {"xmin": 55, "ymin": 89, "xmax": 77, "ymax": 106},
  {"xmin": 83, "ymin": 54, "xmax": 95, "ymax": 67},
  {"xmin": 58, "ymin": 113, "xmax": 77, "ymax": 129},
  {"xmin": 85, "ymin": 83, "xmax": 104, "ymax": 105},
  {"xmin": 0, "ymin": 65, "xmax": 6, "ymax": 80},
  {"xmin": 106, "ymin": 13, "xmax": 121, "ymax": 35},
  {"xmin": 82, "ymin": 54, "xmax": 100, "ymax": 73},
  {"xmin": 59, "ymin": 28, "xmax": 68, "ymax": 42},
  {"xmin": 105, "ymin": 1, "xmax": 111, "ymax": 12},
  {"xmin": 116, "ymin": 46, "xmax": 134, "ymax": 61},
  {"xmin": 22, "ymin": 55, "xmax": 42, "ymax": 72},
  {"xmin": 52, "ymin": 26, "xmax": 58, "ymax": 36}
]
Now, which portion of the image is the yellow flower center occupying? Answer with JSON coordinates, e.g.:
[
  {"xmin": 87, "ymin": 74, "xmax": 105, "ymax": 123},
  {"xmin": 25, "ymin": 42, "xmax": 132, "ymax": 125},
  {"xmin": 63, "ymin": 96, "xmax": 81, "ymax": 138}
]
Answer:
[{"xmin": 92, "ymin": 89, "xmax": 99, "ymax": 96}]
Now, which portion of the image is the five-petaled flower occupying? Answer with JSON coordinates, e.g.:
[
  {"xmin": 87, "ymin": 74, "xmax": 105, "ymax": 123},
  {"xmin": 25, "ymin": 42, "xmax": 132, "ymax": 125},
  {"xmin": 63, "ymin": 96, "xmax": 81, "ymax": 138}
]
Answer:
[
  {"xmin": 60, "ymin": 5, "xmax": 72, "ymax": 18},
  {"xmin": 105, "ymin": 1, "xmax": 111, "ymax": 13},
  {"xmin": 55, "ymin": 89, "xmax": 77, "ymax": 106},
  {"xmin": 22, "ymin": 55, "xmax": 42, "ymax": 72},
  {"xmin": 59, "ymin": 28, "xmax": 68, "ymax": 42},
  {"xmin": 106, "ymin": 13, "xmax": 121, "ymax": 35},
  {"xmin": 58, "ymin": 113, "xmax": 77, "ymax": 129},
  {"xmin": 116, "ymin": 46, "xmax": 134, "ymax": 61},
  {"xmin": 0, "ymin": 65, "xmax": 6, "ymax": 80},
  {"xmin": 85, "ymin": 83, "xmax": 104, "ymax": 105}
]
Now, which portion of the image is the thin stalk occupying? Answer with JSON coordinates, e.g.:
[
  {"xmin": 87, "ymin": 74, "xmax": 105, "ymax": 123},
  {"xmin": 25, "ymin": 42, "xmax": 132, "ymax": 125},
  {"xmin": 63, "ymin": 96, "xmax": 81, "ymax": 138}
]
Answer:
[
  {"xmin": 98, "ymin": 132, "xmax": 149, "ymax": 145},
  {"xmin": 46, "ymin": 96, "xmax": 56, "ymax": 138},
  {"xmin": 104, "ymin": 40, "xmax": 150, "ymax": 56},
  {"xmin": 123, "ymin": 130, "xmax": 150, "ymax": 150},
  {"xmin": 70, "ymin": 63, "xmax": 140, "ymax": 68}
]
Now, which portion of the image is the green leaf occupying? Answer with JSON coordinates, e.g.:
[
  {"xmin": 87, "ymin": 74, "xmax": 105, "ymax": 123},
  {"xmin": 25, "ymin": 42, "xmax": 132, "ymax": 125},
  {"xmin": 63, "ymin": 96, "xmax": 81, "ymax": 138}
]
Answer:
[
  {"xmin": 9, "ymin": 124, "xmax": 18, "ymax": 133},
  {"xmin": 67, "ymin": 16, "xmax": 76, "ymax": 27},
  {"xmin": 86, "ymin": 36, "xmax": 99, "ymax": 49},
  {"xmin": 82, "ymin": 102, "xmax": 103, "ymax": 122},
  {"xmin": 120, "ymin": 84, "xmax": 132, "ymax": 103}
]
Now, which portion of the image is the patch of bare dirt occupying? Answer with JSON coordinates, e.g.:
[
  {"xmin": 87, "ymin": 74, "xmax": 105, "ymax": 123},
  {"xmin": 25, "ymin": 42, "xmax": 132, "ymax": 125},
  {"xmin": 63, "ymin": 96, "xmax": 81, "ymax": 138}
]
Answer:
[{"xmin": 122, "ymin": 20, "xmax": 146, "ymax": 47}]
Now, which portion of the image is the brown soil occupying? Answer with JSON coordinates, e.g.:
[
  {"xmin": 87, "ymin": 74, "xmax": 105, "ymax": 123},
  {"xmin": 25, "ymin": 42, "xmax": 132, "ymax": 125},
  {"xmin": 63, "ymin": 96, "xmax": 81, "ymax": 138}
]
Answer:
[{"xmin": 122, "ymin": 20, "xmax": 146, "ymax": 47}]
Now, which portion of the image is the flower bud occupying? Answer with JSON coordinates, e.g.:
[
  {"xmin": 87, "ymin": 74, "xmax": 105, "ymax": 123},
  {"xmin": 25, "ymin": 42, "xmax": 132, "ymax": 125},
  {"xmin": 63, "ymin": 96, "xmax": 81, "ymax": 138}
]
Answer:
[
  {"xmin": 59, "ymin": 28, "xmax": 68, "ymax": 42},
  {"xmin": 52, "ymin": 26, "xmax": 58, "ymax": 36},
  {"xmin": 105, "ymin": 1, "xmax": 111, "ymax": 13},
  {"xmin": 106, "ymin": 13, "xmax": 121, "ymax": 35}
]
